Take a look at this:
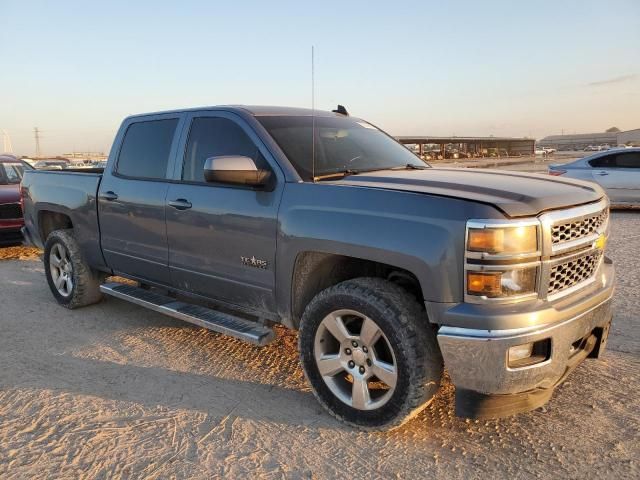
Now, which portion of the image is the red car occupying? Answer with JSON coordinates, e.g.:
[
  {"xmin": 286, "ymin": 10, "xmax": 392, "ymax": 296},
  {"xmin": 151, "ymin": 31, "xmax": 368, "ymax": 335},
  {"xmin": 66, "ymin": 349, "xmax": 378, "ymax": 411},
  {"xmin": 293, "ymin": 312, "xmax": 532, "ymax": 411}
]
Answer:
[{"xmin": 0, "ymin": 154, "xmax": 32, "ymax": 245}]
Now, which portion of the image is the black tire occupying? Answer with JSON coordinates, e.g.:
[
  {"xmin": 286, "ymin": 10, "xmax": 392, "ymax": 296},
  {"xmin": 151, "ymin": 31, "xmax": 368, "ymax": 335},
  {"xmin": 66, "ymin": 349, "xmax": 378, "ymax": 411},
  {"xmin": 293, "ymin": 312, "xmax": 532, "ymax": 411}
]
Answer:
[
  {"xmin": 44, "ymin": 229, "xmax": 105, "ymax": 309},
  {"xmin": 299, "ymin": 277, "xmax": 443, "ymax": 430}
]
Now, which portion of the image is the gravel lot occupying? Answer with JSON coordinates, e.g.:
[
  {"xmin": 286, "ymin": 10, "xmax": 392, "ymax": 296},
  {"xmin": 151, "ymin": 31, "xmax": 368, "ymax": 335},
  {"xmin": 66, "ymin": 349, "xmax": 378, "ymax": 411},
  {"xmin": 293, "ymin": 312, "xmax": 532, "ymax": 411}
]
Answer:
[{"xmin": 0, "ymin": 212, "xmax": 638, "ymax": 479}]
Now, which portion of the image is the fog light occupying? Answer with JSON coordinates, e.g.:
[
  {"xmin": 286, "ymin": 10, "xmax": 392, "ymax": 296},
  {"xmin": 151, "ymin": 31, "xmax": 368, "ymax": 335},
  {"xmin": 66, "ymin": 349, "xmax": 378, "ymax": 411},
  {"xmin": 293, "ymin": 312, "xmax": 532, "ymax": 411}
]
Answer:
[
  {"xmin": 508, "ymin": 343, "xmax": 534, "ymax": 363},
  {"xmin": 508, "ymin": 338, "xmax": 551, "ymax": 368}
]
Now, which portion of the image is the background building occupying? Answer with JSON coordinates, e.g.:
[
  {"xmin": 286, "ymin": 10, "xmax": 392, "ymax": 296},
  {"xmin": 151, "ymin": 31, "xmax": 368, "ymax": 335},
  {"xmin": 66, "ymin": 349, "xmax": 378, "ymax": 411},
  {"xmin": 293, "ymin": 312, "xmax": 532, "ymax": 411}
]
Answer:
[{"xmin": 539, "ymin": 128, "xmax": 640, "ymax": 150}]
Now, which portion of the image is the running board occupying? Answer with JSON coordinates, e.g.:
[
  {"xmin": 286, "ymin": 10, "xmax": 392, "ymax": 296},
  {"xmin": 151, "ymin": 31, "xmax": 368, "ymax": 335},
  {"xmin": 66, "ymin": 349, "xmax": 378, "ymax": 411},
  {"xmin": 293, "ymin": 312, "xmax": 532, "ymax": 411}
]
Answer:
[{"xmin": 100, "ymin": 282, "xmax": 275, "ymax": 346}]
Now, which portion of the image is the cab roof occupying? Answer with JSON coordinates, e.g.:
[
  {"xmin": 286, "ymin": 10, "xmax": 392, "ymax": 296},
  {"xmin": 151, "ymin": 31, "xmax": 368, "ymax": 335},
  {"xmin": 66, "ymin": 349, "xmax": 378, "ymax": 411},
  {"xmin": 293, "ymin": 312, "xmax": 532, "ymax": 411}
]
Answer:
[{"xmin": 126, "ymin": 105, "xmax": 349, "ymax": 120}]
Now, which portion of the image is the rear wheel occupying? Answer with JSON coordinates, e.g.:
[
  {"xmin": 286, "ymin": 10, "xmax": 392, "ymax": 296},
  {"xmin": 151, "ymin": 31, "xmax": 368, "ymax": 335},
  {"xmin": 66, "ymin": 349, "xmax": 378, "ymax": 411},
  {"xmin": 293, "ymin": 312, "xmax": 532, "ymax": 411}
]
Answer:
[
  {"xmin": 299, "ymin": 278, "xmax": 443, "ymax": 430},
  {"xmin": 44, "ymin": 229, "xmax": 105, "ymax": 309}
]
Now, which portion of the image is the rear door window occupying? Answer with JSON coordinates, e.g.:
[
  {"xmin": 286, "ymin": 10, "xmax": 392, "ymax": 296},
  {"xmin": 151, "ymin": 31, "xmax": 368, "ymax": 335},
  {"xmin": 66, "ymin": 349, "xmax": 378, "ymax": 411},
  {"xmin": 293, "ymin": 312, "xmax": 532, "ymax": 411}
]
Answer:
[
  {"xmin": 613, "ymin": 152, "xmax": 640, "ymax": 168},
  {"xmin": 589, "ymin": 155, "xmax": 615, "ymax": 168},
  {"xmin": 116, "ymin": 119, "xmax": 179, "ymax": 179}
]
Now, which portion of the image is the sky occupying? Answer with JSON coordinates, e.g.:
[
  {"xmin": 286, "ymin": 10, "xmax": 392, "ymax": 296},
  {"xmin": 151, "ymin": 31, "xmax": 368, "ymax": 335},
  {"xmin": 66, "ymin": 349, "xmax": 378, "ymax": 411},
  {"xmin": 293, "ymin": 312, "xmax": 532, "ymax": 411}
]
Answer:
[{"xmin": 1, "ymin": 0, "xmax": 639, "ymax": 156}]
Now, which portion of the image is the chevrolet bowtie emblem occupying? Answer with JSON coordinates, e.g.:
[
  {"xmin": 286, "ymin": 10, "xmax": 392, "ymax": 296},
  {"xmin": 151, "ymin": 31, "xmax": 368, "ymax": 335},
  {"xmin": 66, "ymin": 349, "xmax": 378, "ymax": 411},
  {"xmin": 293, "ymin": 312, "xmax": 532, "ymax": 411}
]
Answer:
[{"xmin": 595, "ymin": 233, "xmax": 607, "ymax": 251}]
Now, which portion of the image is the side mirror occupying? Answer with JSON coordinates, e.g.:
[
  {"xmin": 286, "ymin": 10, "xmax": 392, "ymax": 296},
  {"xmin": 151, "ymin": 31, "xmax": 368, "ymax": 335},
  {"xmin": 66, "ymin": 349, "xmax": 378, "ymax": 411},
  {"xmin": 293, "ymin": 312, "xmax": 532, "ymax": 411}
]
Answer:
[{"xmin": 203, "ymin": 156, "xmax": 271, "ymax": 187}]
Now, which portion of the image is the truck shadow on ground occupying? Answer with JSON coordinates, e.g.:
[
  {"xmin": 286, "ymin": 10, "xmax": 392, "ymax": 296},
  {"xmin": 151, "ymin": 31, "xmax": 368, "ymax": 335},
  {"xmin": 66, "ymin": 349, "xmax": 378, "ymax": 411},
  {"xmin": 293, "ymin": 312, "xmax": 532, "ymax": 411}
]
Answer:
[
  {"xmin": 15, "ymin": 350, "xmax": 351, "ymax": 430},
  {"xmin": 3, "ymin": 278, "xmax": 465, "ymax": 434}
]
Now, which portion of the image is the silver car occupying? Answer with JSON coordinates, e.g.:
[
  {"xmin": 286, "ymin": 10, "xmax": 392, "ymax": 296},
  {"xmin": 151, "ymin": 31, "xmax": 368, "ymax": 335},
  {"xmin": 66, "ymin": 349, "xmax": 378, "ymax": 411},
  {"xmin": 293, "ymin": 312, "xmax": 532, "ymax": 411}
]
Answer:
[{"xmin": 549, "ymin": 147, "xmax": 640, "ymax": 206}]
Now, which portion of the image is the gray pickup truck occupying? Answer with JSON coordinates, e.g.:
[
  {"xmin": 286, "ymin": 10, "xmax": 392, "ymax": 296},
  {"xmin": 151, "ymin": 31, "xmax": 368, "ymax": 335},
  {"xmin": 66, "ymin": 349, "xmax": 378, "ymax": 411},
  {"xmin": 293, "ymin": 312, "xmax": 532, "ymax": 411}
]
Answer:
[{"xmin": 21, "ymin": 106, "xmax": 615, "ymax": 430}]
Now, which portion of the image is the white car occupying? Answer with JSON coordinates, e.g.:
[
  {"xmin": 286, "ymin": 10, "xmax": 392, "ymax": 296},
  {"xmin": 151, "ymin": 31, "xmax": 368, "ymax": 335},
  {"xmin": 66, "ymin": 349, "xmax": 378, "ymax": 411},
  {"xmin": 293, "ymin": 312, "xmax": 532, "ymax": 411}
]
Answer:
[
  {"xmin": 535, "ymin": 146, "xmax": 555, "ymax": 155},
  {"xmin": 548, "ymin": 147, "xmax": 640, "ymax": 206}
]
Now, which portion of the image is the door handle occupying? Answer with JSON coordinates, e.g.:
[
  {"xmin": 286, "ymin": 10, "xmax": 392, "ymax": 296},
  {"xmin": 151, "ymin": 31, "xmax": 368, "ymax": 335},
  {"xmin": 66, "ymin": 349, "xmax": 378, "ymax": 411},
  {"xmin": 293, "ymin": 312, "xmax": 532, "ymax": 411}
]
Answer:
[
  {"xmin": 168, "ymin": 199, "xmax": 192, "ymax": 210},
  {"xmin": 596, "ymin": 171, "xmax": 609, "ymax": 176},
  {"xmin": 100, "ymin": 191, "xmax": 119, "ymax": 201}
]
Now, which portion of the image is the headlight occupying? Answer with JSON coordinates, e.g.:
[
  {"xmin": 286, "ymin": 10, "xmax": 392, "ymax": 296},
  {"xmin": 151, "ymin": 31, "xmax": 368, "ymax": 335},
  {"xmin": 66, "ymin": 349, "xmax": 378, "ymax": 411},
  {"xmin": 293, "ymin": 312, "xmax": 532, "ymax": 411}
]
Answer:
[
  {"xmin": 465, "ymin": 219, "xmax": 541, "ymax": 303},
  {"xmin": 466, "ymin": 267, "xmax": 538, "ymax": 298},
  {"xmin": 467, "ymin": 225, "xmax": 538, "ymax": 255}
]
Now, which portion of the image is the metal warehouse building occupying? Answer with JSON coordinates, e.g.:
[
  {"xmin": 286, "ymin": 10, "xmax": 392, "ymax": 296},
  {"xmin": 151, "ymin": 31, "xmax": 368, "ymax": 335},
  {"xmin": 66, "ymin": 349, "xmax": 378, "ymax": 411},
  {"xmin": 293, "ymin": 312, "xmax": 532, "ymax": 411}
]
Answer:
[
  {"xmin": 396, "ymin": 136, "xmax": 535, "ymax": 158},
  {"xmin": 539, "ymin": 128, "xmax": 640, "ymax": 150}
]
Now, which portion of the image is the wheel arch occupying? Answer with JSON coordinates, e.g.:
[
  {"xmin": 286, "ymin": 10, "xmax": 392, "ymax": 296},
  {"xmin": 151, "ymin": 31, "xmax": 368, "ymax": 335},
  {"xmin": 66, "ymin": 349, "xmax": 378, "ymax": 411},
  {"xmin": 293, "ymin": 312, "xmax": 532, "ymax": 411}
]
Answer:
[
  {"xmin": 36, "ymin": 206, "xmax": 108, "ymax": 273},
  {"xmin": 290, "ymin": 251, "xmax": 425, "ymax": 329},
  {"xmin": 38, "ymin": 210, "xmax": 73, "ymax": 242}
]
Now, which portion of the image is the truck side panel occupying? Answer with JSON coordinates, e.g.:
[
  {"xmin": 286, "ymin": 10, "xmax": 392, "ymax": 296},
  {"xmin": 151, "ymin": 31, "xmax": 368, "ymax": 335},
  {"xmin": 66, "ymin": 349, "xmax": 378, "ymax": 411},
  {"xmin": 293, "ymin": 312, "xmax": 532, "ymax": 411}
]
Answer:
[{"xmin": 22, "ymin": 170, "xmax": 108, "ymax": 271}]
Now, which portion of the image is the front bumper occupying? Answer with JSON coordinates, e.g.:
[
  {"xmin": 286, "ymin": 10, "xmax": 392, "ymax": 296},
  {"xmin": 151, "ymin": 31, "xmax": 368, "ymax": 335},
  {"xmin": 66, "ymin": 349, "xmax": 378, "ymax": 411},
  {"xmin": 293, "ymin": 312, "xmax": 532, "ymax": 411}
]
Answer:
[
  {"xmin": 436, "ymin": 260, "xmax": 614, "ymax": 418},
  {"xmin": 0, "ymin": 219, "xmax": 23, "ymax": 232}
]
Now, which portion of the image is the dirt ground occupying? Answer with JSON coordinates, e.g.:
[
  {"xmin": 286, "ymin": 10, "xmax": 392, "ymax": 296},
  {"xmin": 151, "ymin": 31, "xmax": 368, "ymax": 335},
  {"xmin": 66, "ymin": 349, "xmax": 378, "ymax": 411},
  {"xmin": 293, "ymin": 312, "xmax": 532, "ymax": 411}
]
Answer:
[
  {"xmin": 0, "ymin": 212, "xmax": 638, "ymax": 479},
  {"xmin": 0, "ymin": 246, "xmax": 40, "ymax": 261}
]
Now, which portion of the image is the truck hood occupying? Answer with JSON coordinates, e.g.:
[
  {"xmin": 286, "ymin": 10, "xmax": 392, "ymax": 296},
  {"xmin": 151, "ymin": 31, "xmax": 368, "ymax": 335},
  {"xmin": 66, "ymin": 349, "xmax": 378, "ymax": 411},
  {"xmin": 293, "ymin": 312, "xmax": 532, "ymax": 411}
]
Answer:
[
  {"xmin": 0, "ymin": 184, "xmax": 20, "ymax": 204},
  {"xmin": 333, "ymin": 168, "xmax": 604, "ymax": 217}
]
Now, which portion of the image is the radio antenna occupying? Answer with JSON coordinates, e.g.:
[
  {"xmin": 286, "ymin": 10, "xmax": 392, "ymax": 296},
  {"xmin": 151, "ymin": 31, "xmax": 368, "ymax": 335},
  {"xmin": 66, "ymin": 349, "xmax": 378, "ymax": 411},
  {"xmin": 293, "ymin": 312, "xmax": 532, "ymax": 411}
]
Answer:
[{"xmin": 311, "ymin": 45, "xmax": 316, "ymax": 182}]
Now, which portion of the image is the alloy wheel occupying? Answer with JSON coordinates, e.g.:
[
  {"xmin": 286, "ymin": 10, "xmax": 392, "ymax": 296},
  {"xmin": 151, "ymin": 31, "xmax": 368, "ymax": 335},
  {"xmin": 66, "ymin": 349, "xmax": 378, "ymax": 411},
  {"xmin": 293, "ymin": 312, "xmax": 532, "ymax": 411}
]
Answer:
[
  {"xmin": 49, "ymin": 243, "xmax": 74, "ymax": 297},
  {"xmin": 314, "ymin": 309, "xmax": 398, "ymax": 410}
]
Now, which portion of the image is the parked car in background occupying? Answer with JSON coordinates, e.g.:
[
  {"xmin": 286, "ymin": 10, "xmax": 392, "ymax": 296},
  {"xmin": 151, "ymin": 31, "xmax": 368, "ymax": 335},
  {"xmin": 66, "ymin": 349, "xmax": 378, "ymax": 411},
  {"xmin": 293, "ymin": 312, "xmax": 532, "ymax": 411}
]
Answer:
[
  {"xmin": 485, "ymin": 148, "xmax": 498, "ymax": 157},
  {"xmin": 535, "ymin": 146, "xmax": 554, "ymax": 155},
  {"xmin": 34, "ymin": 160, "xmax": 69, "ymax": 170},
  {"xmin": 444, "ymin": 149, "xmax": 460, "ymax": 159},
  {"xmin": 0, "ymin": 154, "xmax": 32, "ymax": 245},
  {"xmin": 423, "ymin": 150, "xmax": 442, "ymax": 161},
  {"xmin": 548, "ymin": 147, "xmax": 640, "ymax": 206}
]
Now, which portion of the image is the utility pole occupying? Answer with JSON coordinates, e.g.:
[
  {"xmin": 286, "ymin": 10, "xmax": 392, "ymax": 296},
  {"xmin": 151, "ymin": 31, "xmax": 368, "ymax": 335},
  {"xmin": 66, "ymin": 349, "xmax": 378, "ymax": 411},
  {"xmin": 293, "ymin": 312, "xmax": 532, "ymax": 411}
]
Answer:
[
  {"xmin": 34, "ymin": 127, "xmax": 42, "ymax": 158},
  {"xmin": 1, "ymin": 130, "xmax": 13, "ymax": 153}
]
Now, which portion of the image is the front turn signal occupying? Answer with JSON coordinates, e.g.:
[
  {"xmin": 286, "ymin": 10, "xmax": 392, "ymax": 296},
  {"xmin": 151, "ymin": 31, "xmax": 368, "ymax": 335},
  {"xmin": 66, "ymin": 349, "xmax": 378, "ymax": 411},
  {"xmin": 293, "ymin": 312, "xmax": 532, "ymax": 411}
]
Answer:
[
  {"xmin": 467, "ymin": 272, "xmax": 502, "ymax": 297},
  {"xmin": 467, "ymin": 267, "xmax": 538, "ymax": 298}
]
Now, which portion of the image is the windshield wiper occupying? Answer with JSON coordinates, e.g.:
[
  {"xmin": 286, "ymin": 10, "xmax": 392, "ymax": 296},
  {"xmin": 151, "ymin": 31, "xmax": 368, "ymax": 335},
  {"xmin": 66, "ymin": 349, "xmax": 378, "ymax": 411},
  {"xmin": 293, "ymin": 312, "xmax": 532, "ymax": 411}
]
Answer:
[
  {"xmin": 313, "ymin": 164, "xmax": 428, "ymax": 181},
  {"xmin": 390, "ymin": 163, "xmax": 429, "ymax": 170},
  {"xmin": 313, "ymin": 169, "xmax": 360, "ymax": 181}
]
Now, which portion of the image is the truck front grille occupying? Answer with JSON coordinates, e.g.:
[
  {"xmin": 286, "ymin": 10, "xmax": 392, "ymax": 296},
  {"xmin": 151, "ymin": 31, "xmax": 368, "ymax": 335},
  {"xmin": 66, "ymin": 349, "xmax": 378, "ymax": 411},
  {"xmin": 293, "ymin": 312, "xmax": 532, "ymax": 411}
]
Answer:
[
  {"xmin": 548, "ymin": 250, "xmax": 602, "ymax": 296},
  {"xmin": 0, "ymin": 203, "xmax": 22, "ymax": 220},
  {"xmin": 551, "ymin": 209, "xmax": 608, "ymax": 245}
]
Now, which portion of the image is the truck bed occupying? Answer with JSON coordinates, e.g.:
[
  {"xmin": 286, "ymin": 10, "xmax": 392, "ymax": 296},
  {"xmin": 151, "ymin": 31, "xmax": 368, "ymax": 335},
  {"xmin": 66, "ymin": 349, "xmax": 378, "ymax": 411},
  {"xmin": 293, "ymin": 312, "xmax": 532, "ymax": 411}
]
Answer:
[
  {"xmin": 21, "ymin": 169, "xmax": 106, "ymax": 269},
  {"xmin": 46, "ymin": 168, "xmax": 104, "ymax": 174}
]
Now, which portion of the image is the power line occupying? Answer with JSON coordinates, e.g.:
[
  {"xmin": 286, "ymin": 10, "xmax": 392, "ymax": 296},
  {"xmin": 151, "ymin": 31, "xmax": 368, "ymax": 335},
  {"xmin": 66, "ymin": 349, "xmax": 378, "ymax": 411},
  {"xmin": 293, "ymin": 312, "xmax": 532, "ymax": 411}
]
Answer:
[
  {"xmin": 1, "ymin": 130, "xmax": 12, "ymax": 153},
  {"xmin": 34, "ymin": 127, "xmax": 42, "ymax": 157}
]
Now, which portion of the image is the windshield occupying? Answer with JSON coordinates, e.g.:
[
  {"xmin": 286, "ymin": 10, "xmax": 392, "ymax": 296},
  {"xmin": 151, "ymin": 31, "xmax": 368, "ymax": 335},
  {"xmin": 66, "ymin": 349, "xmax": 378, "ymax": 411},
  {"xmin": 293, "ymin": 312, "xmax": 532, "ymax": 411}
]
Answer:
[
  {"xmin": 257, "ymin": 115, "xmax": 428, "ymax": 181},
  {"xmin": 0, "ymin": 162, "xmax": 26, "ymax": 185}
]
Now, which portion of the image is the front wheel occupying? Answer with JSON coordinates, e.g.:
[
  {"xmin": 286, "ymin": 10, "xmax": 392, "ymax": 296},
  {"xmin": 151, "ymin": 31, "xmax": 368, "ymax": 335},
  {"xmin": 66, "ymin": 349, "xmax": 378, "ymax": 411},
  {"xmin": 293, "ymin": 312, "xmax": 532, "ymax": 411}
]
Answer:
[{"xmin": 299, "ymin": 278, "xmax": 443, "ymax": 430}]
